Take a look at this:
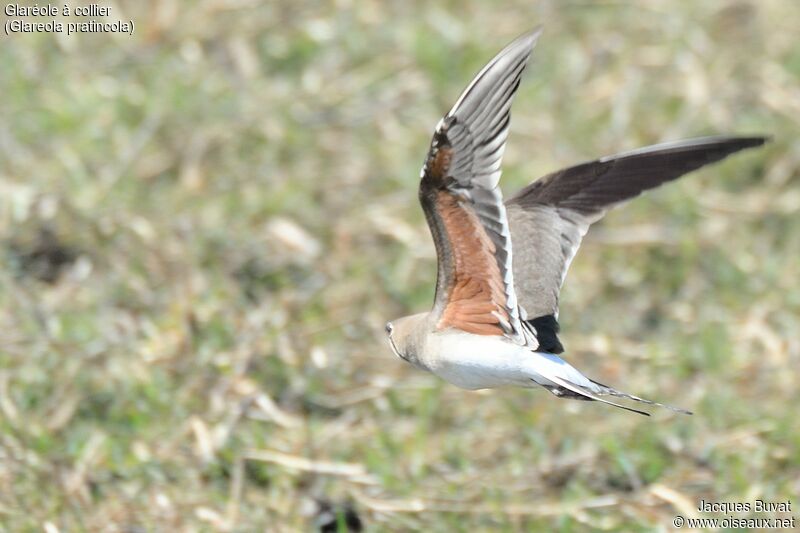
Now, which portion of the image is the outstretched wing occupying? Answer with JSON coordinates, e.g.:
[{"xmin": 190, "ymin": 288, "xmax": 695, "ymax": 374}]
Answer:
[
  {"xmin": 506, "ymin": 135, "xmax": 767, "ymax": 353},
  {"xmin": 420, "ymin": 29, "xmax": 542, "ymax": 345}
]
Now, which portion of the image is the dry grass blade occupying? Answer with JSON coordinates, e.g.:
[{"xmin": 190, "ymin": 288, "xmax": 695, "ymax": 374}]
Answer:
[
  {"xmin": 243, "ymin": 450, "xmax": 378, "ymax": 484},
  {"xmin": 352, "ymin": 488, "xmax": 619, "ymax": 516},
  {"xmin": 649, "ymin": 484, "xmax": 700, "ymax": 519}
]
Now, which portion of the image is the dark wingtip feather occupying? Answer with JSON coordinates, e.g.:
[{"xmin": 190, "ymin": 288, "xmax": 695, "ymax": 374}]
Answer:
[
  {"xmin": 724, "ymin": 134, "xmax": 770, "ymax": 148},
  {"xmin": 741, "ymin": 135, "xmax": 770, "ymax": 146},
  {"xmin": 509, "ymin": 134, "xmax": 770, "ymax": 213},
  {"xmin": 707, "ymin": 134, "xmax": 769, "ymax": 155},
  {"xmin": 597, "ymin": 134, "xmax": 769, "ymax": 161}
]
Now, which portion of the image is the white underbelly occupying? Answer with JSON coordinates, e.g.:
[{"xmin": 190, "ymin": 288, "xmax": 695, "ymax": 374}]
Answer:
[
  {"xmin": 432, "ymin": 364, "xmax": 529, "ymax": 389},
  {"xmin": 416, "ymin": 329, "xmax": 602, "ymax": 394},
  {"xmin": 421, "ymin": 331, "xmax": 535, "ymax": 390}
]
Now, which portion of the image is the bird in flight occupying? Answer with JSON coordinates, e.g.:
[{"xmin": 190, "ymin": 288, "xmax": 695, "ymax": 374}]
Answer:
[{"xmin": 384, "ymin": 27, "xmax": 766, "ymax": 416}]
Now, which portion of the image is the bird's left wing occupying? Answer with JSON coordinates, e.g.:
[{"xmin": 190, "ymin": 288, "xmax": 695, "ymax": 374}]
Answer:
[
  {"xmin": 419, "ymin": 29, "xmax": 541, "ymax": 346},
  {"xmin": 505, "ymin": 135, "xmax": 767, "ymax": 353}
]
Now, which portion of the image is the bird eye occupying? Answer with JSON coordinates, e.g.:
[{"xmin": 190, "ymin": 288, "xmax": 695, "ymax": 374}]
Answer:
[{"xmin": 385, "ymin": 322, "xmax": 393, "ymax": 336}]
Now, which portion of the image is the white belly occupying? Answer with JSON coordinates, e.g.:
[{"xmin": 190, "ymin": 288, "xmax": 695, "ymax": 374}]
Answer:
[
  {"xmin": 417, "ymin": 329, "xmax": 600, "ymax": 393},
  {"xmin": 420, "ymin": 330, "xmax": 535, "ymax": 390}
]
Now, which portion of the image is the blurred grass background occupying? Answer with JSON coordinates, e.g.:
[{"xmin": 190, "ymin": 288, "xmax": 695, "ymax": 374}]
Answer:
[{"xmin": 1, "ymin": 0, "xmax": 798, "ymax": 530}]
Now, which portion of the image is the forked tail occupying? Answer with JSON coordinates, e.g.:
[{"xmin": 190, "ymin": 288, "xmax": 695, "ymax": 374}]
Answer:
[
  {"xmin": 528, "ymin": 351, "xmax": 692, "ymax": 416},
  {"xmin": 589, "ymin": 379, "xmax": 692, "ymax": 416},
  {"xmin": 547, "ymin": 373, "xmax": 692, "ymax": 416}
]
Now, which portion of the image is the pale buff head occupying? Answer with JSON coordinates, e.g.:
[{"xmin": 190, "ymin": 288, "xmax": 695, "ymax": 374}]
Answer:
[{"xmin": 385, "ymin": 312, "xmax": 428, "ymax": 367}]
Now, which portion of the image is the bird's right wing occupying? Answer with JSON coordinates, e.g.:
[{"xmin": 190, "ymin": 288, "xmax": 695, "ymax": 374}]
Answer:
[
  {"xmin": 420, "ymin": 29, "xmax": 542, "ymax": 345},
  {"xmin": 505, "ymin": 135, "xmax": 767, "ymax": 353}
]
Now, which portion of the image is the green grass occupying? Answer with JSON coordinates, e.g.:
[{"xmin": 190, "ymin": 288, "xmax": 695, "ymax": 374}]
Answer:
[{"xmin": 1, "ymin": 0, "xmax": 798, "ymax": 530}]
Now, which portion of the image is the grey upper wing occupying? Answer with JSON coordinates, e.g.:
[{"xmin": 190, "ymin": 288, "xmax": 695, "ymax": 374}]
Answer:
[
  {"xmin": 506, "ymin": 135, "xmax": 767, "ymax": 353},
  {"xmin": 420, "ymin": 28, "xmax": 541, "ymax": 346}
]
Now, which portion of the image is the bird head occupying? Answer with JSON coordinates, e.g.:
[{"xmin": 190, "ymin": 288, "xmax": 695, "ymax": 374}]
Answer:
[{"xmin": 384, "ymin": 313, "xmax": 427, "ymax": 366}]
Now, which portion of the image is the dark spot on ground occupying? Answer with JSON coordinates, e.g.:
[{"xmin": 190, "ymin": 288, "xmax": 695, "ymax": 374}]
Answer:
[
  {"xmin": 233, "ymin": 256, "xmax": 286, "ymax": 302},
  {"xmin": 314, "ymin": 499, "xmax": 363, "ymax": 532},
  {"xmin": 7, "ymin": 227, "xmax": 80, "ymax": 284}
]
